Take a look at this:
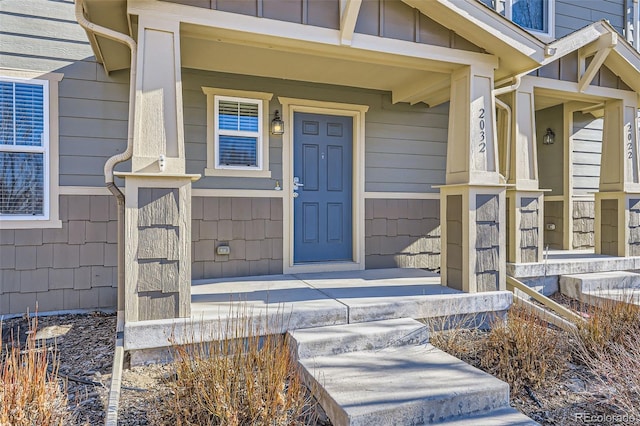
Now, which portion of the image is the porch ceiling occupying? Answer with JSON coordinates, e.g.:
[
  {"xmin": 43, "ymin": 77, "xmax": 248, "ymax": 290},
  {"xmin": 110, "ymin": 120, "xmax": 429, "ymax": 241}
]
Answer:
[
  {"xmin": 84, "ymin": 0, "xmax": 506, "ymax": 107},
  {"xmin": 180, "ymin": 32, "xmax": 447, "ymax": 101},
  {"xmin": 534, "ymin": 93, "xmax": 603, "ymax": 111},
  {"xmin": 176, "ymin": 17, "xmax": 491, "ymax": 106}
]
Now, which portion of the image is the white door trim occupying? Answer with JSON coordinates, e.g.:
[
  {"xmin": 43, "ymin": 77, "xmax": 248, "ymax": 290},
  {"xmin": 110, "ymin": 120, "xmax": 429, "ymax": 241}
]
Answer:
[{"xmin": 278, "ymin": 97, "xmax": 368, "ymax": 274}]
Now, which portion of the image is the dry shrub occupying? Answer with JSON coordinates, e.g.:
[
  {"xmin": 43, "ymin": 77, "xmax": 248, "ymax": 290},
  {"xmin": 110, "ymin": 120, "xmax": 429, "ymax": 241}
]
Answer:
[
  {"xmin": 157, "ymin": 311, "xmax": 317, "ymax": 426},
  {"xmin": 480, "ymin": 303, "xmax": 567, "ymax": 393},
  {"xmin": 0, "ymin": 316, "xmax": 70, "ymax": 426},
  {"xmin": 426, "ymin": 313, "xmax": 490, "ymax": 365},
  {"xmin": 575, "ymin": 297, "xmax": 640, "ymax": 356},
  {"xmin": 573, "ymin": 298, "xmax": 640, "ymax": 418}
]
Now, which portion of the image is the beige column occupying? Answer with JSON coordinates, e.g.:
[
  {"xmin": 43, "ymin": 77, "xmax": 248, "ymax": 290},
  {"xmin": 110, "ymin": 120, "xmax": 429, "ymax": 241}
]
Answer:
[
  {"xmin": 504, "ymin": 82, "xmax": 545, "ymax": 263},
  {"xmin": 595, "ymin": 96, "xmax": 640, "ymax": 256},
  {"xmin": 121, "ymin": 14, "xmax": 199, "ymax": 322},
  {"xmin": 439, "ymin": 65, "xmax": 507, "ymax": 293}
]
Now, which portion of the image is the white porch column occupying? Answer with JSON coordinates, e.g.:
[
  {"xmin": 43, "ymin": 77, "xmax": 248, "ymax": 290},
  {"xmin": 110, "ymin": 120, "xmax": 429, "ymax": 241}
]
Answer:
[
  {"xmin": 121, "ymin": 14, "xmax": 198, "ymax": 322},
  {"xmin": 440, "ymin": 65, "xmax": 507, "ymax": 293},
  {"xmin": 504, "ymin": 82, "xmax": 545, "ymax": 263},
  {"xmin": 595, "ymin": 96, "xmax": 640, "ymax": 256}
]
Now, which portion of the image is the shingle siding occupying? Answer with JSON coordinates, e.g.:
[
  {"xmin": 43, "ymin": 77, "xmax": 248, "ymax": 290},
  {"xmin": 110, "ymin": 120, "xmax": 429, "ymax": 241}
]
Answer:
[
  {"xmin": 191, "ymin": 197, "xmax": 284, "ymax": 280},
  {"xmin": 0, "ymin": 196, "xmax": 118, "ymax": 315}
]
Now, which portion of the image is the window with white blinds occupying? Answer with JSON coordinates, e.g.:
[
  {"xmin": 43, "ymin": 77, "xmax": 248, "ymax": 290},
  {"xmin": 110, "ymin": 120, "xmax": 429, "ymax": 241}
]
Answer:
[
  {"xmin": 214, "ymin": 96, "xmax": 262, "ymax": 169},
  {"xmin": 0, "ymin": 78, "xmax": 49, "ymax": 219}
]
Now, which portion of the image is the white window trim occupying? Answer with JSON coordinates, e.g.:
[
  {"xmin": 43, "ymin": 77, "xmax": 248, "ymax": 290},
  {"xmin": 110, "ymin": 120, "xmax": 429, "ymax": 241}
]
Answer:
[
  {"xmin": 0, "ymin": 69, "xmax": 62, "ymax": 229},
  {"xmin": 501, "ymin": 0, "xmax": 555, "ymax": 41},
  {"xmin": 202, "ymin": 87, "xmax": 273, "ymax": 178}
]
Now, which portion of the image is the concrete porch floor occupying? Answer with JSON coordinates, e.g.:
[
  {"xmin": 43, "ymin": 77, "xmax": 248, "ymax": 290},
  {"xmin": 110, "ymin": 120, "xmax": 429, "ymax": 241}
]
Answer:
[{"xmin": 124, "ymin": 268, "xmax": 512, "ymax": 362}]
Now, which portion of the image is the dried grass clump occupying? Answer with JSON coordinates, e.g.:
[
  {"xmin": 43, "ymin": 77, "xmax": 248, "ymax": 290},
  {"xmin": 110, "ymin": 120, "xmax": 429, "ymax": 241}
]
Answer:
[
  {"xmin": 426, "ymin": 313, "xmax": 489, "ymax": 365},
  {"xmin": 480, "ymin": 303, "xmax": 568, "ymax": 393},
  {"xmin": 0, "ymin": 317, "xmax": 70, "ymax": 426},
  {"xmin": 158, "ymin": 312, "xmax": 317, "ymax": 426},
  {"xmin": 573, "ymin": 298, "xmax": 640, "ymax": 418},
  {"xmin": 575, "ymin": 297, "xmax": 640, "ymax": 356}
]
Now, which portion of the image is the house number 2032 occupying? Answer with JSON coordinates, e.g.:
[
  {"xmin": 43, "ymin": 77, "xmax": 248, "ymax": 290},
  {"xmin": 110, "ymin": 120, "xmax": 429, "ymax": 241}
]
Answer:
[
  {"xmin": 627, "ymin": 125, "xmax": 634, "ymax": 159},
  {"xmin": 478, "ymin": 107, "xmax": 486, "ymax": 153}
]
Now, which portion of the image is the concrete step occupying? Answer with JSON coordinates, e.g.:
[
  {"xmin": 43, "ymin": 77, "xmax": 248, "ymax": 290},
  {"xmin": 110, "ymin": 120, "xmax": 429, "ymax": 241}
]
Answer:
[
  {"xmin": 298, "ymin": 344, "xmax": 519, "ymax": 426},
  {"xmin": 559, "ymin": 271, "xmax": 640, "ymax": 300},
  {"xmin": 567, "ymin": 287, "xmax": 640, "ymax": 307},
  {"xmin": 435, "ymin": 407, "xmax": 538, "ymax": 425},
  {"xmin": 288, "ymin": 318, "xmax": 429, "ymax": 358}
]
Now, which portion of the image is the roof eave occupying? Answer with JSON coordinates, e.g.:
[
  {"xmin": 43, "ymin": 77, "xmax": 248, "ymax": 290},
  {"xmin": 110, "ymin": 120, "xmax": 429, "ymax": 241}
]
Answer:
[{"xmin": 402, "ymin": 0, "xmax": 545, "ymax": 77}]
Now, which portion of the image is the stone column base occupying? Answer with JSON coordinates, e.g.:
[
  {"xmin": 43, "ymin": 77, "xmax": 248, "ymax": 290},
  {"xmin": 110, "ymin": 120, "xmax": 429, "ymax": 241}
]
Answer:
[
  {"xmin": 595, "ymin": 191, "xmax": 640, "ymax": 256},
  {"xmin": 438, "ymin": 184, "xmax": 508, "ymax": 293},
  {"xmin": 118, "ymin": 173, "xmax": 199, "ymax": 322},
  {"xmin": 506, "ymin": 190, "xmax": 545, "ymax": 263}
]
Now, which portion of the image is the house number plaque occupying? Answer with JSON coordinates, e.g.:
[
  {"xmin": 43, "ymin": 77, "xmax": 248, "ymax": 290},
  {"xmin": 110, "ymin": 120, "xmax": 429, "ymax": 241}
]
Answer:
[{"xmin": 478, "ymin": 107, "xmax": 486, "ymax": 153}]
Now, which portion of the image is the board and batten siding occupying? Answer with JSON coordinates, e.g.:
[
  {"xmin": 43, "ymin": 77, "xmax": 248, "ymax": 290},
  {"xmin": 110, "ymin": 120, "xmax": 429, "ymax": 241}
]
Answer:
[
  {"xmin": 164, "ymin": 0, "xmax": 482, "ymax": 52},
  {"xmin": 0, "ymin": 0, "xmax": 130, "ymax": 188},
  {"xmin": 183, "ymin": 70, "xmax": 448, "ymax": 193},
  {"xmin": 572, "ymin": 112, "xmax": 603, "ymax": 196}
]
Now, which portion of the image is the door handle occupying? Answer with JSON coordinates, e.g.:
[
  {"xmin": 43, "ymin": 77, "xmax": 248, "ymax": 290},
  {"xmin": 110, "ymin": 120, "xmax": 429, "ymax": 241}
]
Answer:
[{"xmin": 293, "ymin": 176, "xmax": 304, "ymax": 191}]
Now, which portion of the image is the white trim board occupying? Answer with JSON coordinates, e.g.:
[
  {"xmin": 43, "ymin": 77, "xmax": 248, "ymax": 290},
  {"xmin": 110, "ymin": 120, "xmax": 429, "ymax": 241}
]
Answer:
[
  {"xmin": 59, "ymin": 186, "xmax": 112, "ymax": 196},
  {"xmin": 58, "ymin": 188, "xmax": 442, "ymax": 200},
  {"xmin": 364, "ymin": 192, "xmax": 440, "ymax": 199},
  {"xmin": 192, "ymin": 189, "xmax": 285, "ymax": 198}
]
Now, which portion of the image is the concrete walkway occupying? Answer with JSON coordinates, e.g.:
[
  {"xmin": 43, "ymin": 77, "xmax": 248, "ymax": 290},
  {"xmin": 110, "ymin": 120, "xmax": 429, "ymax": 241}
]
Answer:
[
  {"xmin": 124, "ymin": 268, "xmax": 512, "ymax": 362},
  {"xmin": 122, "ymin": 268, "xmax": 530, "ymax": 424},
  {"xmin": 288, "ymin": 319, "xmax": 538, "ymax": 425}
]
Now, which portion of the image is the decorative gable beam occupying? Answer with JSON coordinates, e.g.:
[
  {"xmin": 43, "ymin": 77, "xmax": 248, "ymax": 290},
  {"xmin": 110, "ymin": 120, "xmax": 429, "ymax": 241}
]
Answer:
[
  {"xmin": 581, "ymin": 31, "xmax": 617, "ymax": 58},
  {"xmin": 578, "ymin": 32, "xmax": 617, "ymax": 92},
  {"xmin": 339, "ymin": 0, "xmax": 362, "ymax": 46},
  {"xmin": 392, "ymin": 75, "xmax": 450, "ymax": 106},
  {"xmin": 541, "ymin": 24, "xmax": 603, "ymax": 67}
]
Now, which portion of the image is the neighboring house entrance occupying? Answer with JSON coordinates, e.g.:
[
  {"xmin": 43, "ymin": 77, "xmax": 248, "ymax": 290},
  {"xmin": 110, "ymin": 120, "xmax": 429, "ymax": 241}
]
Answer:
[{"xmin": 293, "ymin": 112, "xmax": 353, "ymax": 263}]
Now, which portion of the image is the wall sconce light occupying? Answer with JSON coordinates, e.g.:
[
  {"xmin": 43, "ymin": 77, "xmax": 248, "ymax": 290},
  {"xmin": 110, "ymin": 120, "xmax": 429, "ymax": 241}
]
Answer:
[
  {"xmin": 543, "ymin": 128, "xmax": 555, "ymax": 145},
  {"xmin": 271, "ymin": 110, "xmax": 284, "ymax": 135}
]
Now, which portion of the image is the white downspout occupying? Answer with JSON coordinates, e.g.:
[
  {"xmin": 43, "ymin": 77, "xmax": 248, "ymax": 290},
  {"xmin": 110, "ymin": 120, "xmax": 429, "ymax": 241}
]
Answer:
[
  {"xmin": 494, "ymin": 98, "xmax": 512, "ymax": 182},
  {"xmin": 493, "ymin": 75, "xmax": 521, "ymax": 182},
  {"xmin": 74, "ymin": 3, "xmax": 137, "ymax": 425},
  {"xmin": 75, "ymin": 0, "xmax": 137, "ymax": 315},
  {"xmin": 75, "ymin": 0, "xmax": 137, "ymax": 186},
  {"xmin": 494, "ymin": 75, "xmax": 521, "ymax": 97}
]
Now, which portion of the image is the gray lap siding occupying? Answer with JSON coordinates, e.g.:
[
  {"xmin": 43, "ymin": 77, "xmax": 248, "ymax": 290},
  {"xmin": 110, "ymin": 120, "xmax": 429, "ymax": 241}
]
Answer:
[{"xmin": 183, "ymin": 69, "xmax": 448, "ymax": 194}]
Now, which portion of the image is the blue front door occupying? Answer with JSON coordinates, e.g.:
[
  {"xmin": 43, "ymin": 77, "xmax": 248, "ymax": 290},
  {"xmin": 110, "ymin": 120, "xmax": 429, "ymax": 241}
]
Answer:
[{"xmin": 293, "ymin": 112, "xmax": 353, "ymax": 263}]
